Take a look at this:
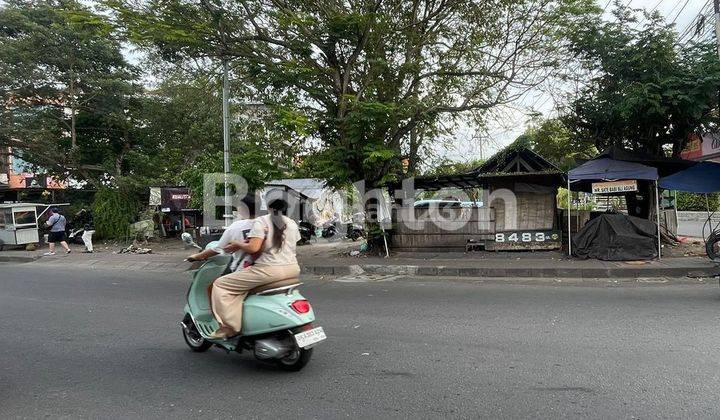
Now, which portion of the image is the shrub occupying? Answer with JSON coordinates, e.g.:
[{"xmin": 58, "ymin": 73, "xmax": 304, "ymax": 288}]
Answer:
[
  {"xmin": 91, "ymin": 188, "xmax": 140, "ymax": 239},
  {"xmin": 676, "ymin": 192, "xmax": 719, "ymax": 212}
]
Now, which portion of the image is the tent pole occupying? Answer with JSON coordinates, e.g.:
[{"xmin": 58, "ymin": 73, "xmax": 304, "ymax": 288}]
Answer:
[
  {"xmin": 674, "ymin": 190, "xmax": 679, "ymax": 235},
  {"xmin": 567, "ymin": 177, "xmax": 572, "ymax": 256},
  {"xmin": 655, "ymin": 181, "xmax": 662, "ymax": 260},
  {"xmin": 705, "ymin": 193, "xmax": 711, "ymax": 241}
]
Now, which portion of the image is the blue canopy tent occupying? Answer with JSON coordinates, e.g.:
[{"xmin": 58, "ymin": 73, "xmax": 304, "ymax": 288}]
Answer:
[
  {"xmin": 659, "ymin": 162, "xmax": 720, "ymax": 258},
  {"xmin": 567, "ymin": 158, "xmax": 661, "ymax": 258},
  {"xmin": 568, "ymin": 158, "xmax": 659, "ymax": 183},
  {"xmin": 658, "ymin": 161, "xmax": 720, "ymax": 193}
]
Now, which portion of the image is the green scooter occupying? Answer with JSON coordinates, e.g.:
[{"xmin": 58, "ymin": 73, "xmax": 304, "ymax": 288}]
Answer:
[{"xmin": 179, "ymin": 234, "xmax": 325, "ymax": 371}]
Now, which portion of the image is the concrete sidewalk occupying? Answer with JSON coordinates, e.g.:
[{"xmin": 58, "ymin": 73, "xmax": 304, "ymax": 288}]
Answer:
[{"xmin": 2, "ymin": 240, "xmax": 718, "ymax": 280}]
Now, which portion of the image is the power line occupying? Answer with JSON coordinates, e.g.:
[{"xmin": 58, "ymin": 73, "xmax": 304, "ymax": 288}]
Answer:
[
  {"xmin": 675, "ymin": 1, "xmax": 709, "ymax": 37},
  {"xmin": 676, "ymin": 0, "xmax": 713, "ymax": 45},
  {"xmin": 671, "ymin": 0, "xmax": 691, "ymax": 24},
  {"xmin": 635, "ymin": 0, "xmax": 665, "ymax": 27},
  {"xmin": 648, "ymin": 0, "xmax": 665, "ymax": 14}
]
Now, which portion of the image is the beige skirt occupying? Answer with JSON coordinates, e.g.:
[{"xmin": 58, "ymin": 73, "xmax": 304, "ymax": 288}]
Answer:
[{"xmin": 210, "ymin": 263, "xmax": 300, "ymax": 332}]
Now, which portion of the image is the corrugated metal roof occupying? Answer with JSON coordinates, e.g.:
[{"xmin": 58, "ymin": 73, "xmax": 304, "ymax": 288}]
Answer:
[{"xmin": 265, "ymin": 178, "xmax": 328, "ymax": 200}]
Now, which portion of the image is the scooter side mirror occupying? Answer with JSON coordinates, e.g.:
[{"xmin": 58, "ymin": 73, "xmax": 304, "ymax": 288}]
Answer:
[
  {"xmin": 181, "ymin": 232, "xmax": 201, "ymax": 249},
  {"xmin": 181, "ymin": 232, "xmax": 194, "ymax": 245}
]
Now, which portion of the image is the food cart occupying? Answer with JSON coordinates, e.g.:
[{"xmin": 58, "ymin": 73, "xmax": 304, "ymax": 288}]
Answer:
[
  {"xmin": 0, "ymin": 203, "xmax": 71, "ymax": 250},
  {"xmin": 0, "ymin": 203, "xmax": 41, "ymax": 249}
]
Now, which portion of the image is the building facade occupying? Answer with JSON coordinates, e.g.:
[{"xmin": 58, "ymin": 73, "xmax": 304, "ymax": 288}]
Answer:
[
  {"xmin": 681, "ymin": 133, "xmax": 720, "ymax": 163},
  {"xmin": 0, "ymin": 147, "xmax": 66, "ymax": 202}
]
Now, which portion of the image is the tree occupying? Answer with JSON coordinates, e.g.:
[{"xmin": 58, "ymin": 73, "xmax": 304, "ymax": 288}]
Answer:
[
  {"xmin": 564, "ymin": 4, "xmax": 720, "ymax": 157},
  {"xmin": 0, "ymin": 0, "xmax": 141, "ymax": 187},
  {"xmin": 111, "ymin": 0, "xmax": 595, "ymax": 191},
  {"xmin": 514, "ymin": 117, "xmax": 595, "ymax": 169},
  {"xmin": 131, "ymin": 70, "xmax": 304, "ymax": 205},
  {"xmin": 422, "ymin": 158, "xmax": 485, "ymax": 177}
]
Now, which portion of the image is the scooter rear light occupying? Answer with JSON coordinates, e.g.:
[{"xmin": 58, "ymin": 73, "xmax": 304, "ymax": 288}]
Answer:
[{"xmin": 291, "ymin": 300, "xmax": 311, "ymax": 314}]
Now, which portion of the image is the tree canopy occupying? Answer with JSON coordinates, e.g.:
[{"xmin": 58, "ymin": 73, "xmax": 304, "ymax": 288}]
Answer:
[
  {"xmin": 514, "ymin": 117, "xmax": 595, "ymax": 170},
  {"xmin": 564, "ymin": 4, "xmax": 720, "ymax": 157},
  {"xmin": 0, "ymin": 0, "xmax": 140, "ymax": 187},
  {"xmin": 111, "ymin": 0, "xmax": 596, "ymax": 188}
]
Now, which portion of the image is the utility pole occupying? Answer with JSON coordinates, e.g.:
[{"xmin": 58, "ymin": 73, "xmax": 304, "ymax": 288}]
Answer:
[
  {"xmin": 715, "ymin": 0, "xmax": 720, "ymax": 58},
  {"xmin": 222, "ymin": 58, "xmax": 232, "ymax": 227}
]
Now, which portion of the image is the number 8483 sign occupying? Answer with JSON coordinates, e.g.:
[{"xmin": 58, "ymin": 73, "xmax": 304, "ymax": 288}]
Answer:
[{"xmin": 494, "ymin": 231, "xmax": 560, "ymax": 243}]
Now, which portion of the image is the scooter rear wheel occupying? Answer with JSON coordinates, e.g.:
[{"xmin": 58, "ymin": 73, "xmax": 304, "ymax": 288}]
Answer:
[
  {"xmin": 277, "ymin": 347, "xmax": 313, "ymax": 371},
  {"xmin": 182, "ymin": 317, "xmax": 213, "ymax": 352}
]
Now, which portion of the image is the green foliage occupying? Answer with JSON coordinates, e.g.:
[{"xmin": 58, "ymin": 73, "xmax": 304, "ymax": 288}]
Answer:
[
  {"xmin": 0, "ymin": 0, "xmax": 140, "ymax": 186},
  {"xmin": 180, "ymin": 148, "xmax": 284, "ymax": 210},
  {"xmin": 564, "ymin": 4, "xmax": 720, "ymax": 157},
  {"xmin": 119, "ymin": 71, "xmax": 300, "ymax": 193},
  {"xmin": 91, "ymin": 187, "xmax": 140, "ymax": 239},
  {"xmin": 423, "ymin": 159, "xmax": 485, "ymax": 177},
  {"xmin": 677, "ymin": 192, "xmax": 720, "ymax": 212},
  {"xmin": 515, "ymin": 118, "xmax": 596, "ymax": 170},
  {"xmin": 111, "ymin": 0, "xmax": 596, "ymax": 188},
  {"xmin": 556, "ymin": 188, "xmax": 595, "ymax": 211}
]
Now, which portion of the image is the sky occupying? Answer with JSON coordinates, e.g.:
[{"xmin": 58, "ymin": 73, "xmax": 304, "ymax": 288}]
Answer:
[{"xmin": 443, "ymin": 0, "xmax": 708, "ymax": 164}]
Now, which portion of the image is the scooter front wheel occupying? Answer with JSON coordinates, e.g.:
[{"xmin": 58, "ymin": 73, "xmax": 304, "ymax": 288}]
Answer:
[
  {"xmin": 277, "ymin": 347, "xmax": 313, "ymax": 372},
  {"xmin": 182, "ymin": 317, "xmax": 212, "ymax": 352}
]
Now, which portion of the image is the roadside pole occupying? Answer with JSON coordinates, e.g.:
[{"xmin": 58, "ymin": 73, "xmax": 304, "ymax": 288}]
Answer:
[
  {"xmin": 655, "ymin": 181, "xmax": 662, "ymax": 260},
  {"xmin": 567, "ymin": 178, "xmax": 572, "ymax": 256},
  {"xmin": 222, "ymin": 58, "xmax": 231, "ymax": 227}
]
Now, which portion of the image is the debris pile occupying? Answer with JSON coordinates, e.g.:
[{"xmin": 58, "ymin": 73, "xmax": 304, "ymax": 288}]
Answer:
[{"xmin": 118, "ymin": 242, "xmax": 153, "ymax": 254}]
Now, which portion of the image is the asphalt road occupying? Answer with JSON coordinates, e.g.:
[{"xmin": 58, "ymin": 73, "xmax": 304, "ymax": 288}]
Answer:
[{"xmin": 1, "ymin": 264, "xmax": 720, "ymax": 419}]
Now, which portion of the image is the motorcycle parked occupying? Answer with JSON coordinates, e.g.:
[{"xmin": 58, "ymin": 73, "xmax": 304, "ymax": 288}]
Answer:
[
  {"xmin": 67, "ymin": 226, "xmax": 86, "ymax": 245},
  {"xmin": 320, "ymin": 221, "xmax": 338, "ymax": 239},
  {"xmin": 298, "ymin": 219, "xmax": 338, "ymax": 242},
  {"xmin": 298, "ymin": 221, "xmax": 316, "ymax": 244},
  {"xmin": 345, "ymin": 223, "xmax": 365, "ymax": 241},
  {"xmin": 180, "ymin": 233, "xmax": 326, "ymax": 371}
]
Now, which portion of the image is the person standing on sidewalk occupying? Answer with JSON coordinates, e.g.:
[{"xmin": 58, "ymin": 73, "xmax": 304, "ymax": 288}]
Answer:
[
  {"xmin": 44, "ymin": 207, "xmax": 71, "ymax": 256},
  {"xmin": 76, "ymin": 208, "xmax": 95, "ymax": 253}
]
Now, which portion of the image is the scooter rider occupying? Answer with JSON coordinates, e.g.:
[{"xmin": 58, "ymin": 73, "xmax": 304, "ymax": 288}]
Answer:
[
  {"xmin": 186, "ymin": 206, "xmax": 257, "ymax": 271},
  {"xmin": 207, "ymin": 194, "xmax": 301, "ymax": 340}
]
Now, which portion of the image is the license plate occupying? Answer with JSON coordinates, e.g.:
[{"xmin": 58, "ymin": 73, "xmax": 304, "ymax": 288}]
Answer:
[{"xmin": 294, "ymin": 327, "xmax": 326, "ymax": 348}]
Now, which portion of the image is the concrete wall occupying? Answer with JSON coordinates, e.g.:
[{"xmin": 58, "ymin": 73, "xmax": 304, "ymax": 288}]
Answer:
[{"xmin": 677, "ymin": 211, "xmax": 720, "ymax": 237}]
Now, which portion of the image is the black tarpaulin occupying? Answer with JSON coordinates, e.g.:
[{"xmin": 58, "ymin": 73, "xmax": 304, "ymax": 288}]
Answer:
[{"xmin": 572, "ymin": 213, "xmax": 658, "ymax": 261}]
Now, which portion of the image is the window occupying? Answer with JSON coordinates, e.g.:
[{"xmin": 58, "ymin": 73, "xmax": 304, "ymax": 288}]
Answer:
[
  {"xmin": 0, "ymin": 209, "xmax": 10, "ymax": 229},
  {"xmin": 13, "ymin": 210, "xmax": 37, "ymax": 227}
]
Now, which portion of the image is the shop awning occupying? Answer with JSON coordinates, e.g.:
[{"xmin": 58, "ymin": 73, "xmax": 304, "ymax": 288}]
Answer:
[
  {"xmin": 658, "ymin": 161, "xmax": 720, "ymax": 193},
  {"xmin": 568, "ymin": 158, "xmax": 658, "ymax": 181}
]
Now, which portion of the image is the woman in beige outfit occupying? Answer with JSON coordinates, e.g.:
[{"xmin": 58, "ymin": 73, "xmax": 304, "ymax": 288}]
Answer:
[{"xmin": 209, "ymin": 198, "xmax": 301, "ymax": 339}]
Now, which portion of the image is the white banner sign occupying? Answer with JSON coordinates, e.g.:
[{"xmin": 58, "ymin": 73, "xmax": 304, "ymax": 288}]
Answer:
[{"xmin": 591, "ymin": 180, "xmax": 638, "ymax": 194}]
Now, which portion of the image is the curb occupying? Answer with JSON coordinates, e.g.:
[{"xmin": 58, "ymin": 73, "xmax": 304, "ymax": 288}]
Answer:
[
  {"xmin": 0, "ymin": 255, "xmax": 40, "ymax": 264},
  {"xmin": 11, "ymin": 258, "xmax": 720, "ymax": 280},
  {"xmin": 300, "ymin": 263, "xmax": 720, "ymax": 279}
]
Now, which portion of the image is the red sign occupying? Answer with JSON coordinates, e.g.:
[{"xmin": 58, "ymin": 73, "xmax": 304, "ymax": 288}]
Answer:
[{"xmin": 682, "ymin": 133, "xmax": 720, "ymax": 161}]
